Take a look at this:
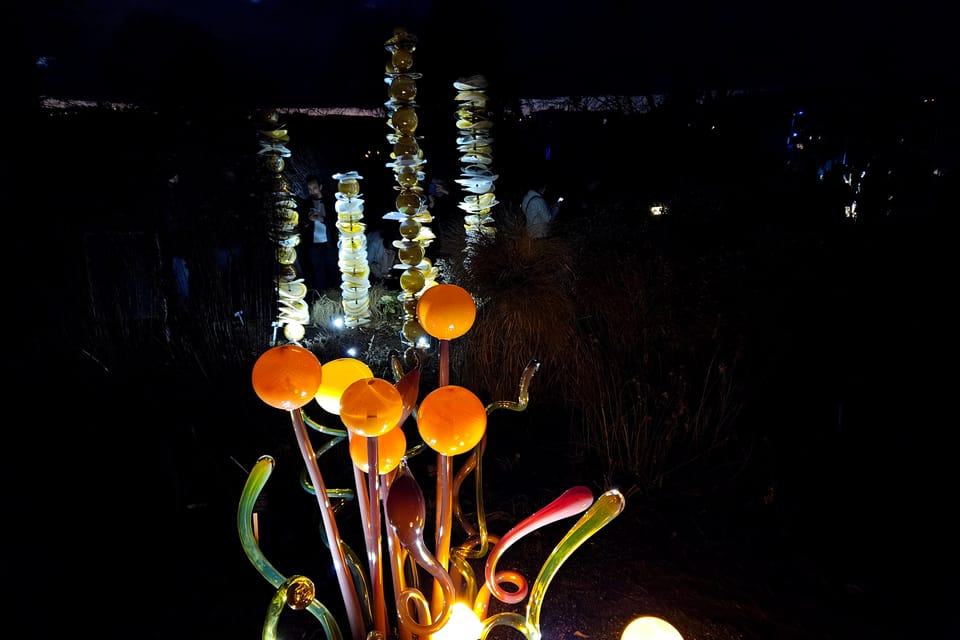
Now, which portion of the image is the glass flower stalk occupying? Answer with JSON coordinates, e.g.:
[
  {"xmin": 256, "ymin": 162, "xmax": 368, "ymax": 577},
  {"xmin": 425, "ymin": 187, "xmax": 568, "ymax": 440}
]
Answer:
[
  {"xmin": 255, "ymin": 108, "xmax": 310, "ymax": 344},
  {"xmin": 240, "ymin": 283, "xmax": 627, "ymax": 640},
  {"xmin": 452, "ymin": 76, "xmax": 499, "ymax": 261},
  {"xmin": 381, "ymin": 27, "xmax": 438, "ymax": 348},
  {"xmin": 333, "ymin": 171, "xmax": 372, "ymax": 328}
]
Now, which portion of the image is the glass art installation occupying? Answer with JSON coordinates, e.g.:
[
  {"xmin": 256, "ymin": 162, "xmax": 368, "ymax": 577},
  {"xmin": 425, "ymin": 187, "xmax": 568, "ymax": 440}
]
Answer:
[
  {"xmin": 453, "ymin": 75, "xmax": 499, "ymax": 256},
  {"xmin": 333, "ymin": 171, "xmax": 373, "ymax": 328},
  {"xmin": 381, "ymin": 27, "xmax": 439, "ymax": 348},
  {"xmin": 240, "ymin": 283, "xmax": 628, "ymax": 640},
  {"xmin": 256, "ymin": 109, "xmax": 310, "ymax": 343},
  {"xmin": 239, "ymin": 25, "xmax": 684, "ymax": 640}
]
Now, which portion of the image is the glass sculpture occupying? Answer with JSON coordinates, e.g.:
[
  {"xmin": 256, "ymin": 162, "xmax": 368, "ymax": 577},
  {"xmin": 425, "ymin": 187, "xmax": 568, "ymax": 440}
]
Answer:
[{"xmin": 242, "ymin": 284, "xmax": 627, "ymax": 640}]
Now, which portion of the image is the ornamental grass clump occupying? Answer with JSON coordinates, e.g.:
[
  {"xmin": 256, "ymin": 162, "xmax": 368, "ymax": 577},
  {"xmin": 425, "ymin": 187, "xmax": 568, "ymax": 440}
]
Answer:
[{"xmin": 443, "ymin": 204, "xmax": 745, "ymax": 494}]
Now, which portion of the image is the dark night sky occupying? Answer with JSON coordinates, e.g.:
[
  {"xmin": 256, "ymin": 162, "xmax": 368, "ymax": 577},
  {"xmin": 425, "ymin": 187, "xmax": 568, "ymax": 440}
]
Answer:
[{"xmin": 16, "ymin": 0, "xmax": 957, "ymax": 107}]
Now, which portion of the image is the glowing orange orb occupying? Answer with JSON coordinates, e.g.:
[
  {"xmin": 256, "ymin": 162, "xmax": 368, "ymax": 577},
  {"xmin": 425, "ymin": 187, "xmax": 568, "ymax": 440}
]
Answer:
[
  {"xmin": 416, "ymin": 284, "xmax": 476, "ymax": 340},
  {"xmin": 251, "ymin": 345, "xmax": 323, "ymax": 411},
  {"xmin": 315, "ymin": 358, "xmax": 374, "ymax": 415},
  {"xmin": 417, "ymin": 385, "xmax": 486, "ymax": 455},
  {"xmin": 340, "ymin": 378, "xmax": 403, "ymax": 437},
  {"xmin": 349, "ymin": 427, "xmax": 407, "ymax": 475}
]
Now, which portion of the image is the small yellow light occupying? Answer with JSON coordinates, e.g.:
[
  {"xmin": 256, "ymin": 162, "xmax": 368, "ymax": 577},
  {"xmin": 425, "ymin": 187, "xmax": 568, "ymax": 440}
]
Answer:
[
  {"xmin": 621, "ymin": 616, "xmax": 683, "ymax": 640},
  {"xmin": 431, "ymin": 602, "xmax": 482, "ymax": 640}
]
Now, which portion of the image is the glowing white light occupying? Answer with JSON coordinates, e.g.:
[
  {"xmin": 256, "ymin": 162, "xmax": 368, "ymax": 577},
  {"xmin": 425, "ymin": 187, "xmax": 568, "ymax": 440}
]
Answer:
[
  {"xmin": 650, "ymin": 205, "xmax": 668, "ymax": 216},
  {"xmin": 431, "ymin": 603, "xmax": 483, "ymax": 640},
  {"xmin": 346, "ymin": 347, "xmax": 358, "ymax": 357},
  {"xmin": 621, "ymin": 616, "xmax": 683, "ymax": 640},
  {"xmin": 283, "ymin": 322, "xmax": 305, "ymax": 343},
  {"xmin": 332, "ymin": 317, "xmax": 345, "ymax": 329}
]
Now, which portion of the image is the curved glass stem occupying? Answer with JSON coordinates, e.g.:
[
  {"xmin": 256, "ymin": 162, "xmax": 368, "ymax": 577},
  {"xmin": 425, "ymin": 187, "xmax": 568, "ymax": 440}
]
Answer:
[
  {"xmin": 237, "ymin": 455, "xmax": 344, "ymax": 640},
  {"xmin": 455, "ymin": 360, "xmax": 542, "ymax": 555},
  {"xmin": 289, "ymin": 409, "xmax": 366, "ymax": 640},
  {"xmin": 525, "ymin": 490, "xmax": 626, "ymax": 635},
  {"xmin": 484, "ymin": 486, "xmax": 594, "ymax": 604},
  {"xmin": 480, "ymin": 611, "xmax": 536, "ymax": 640},
  {"xmin": 386, "ymin": 464, "xmax": 454, "ymax": 636},
  {"xmin": 484, "ymin": 360, "xmax": 540, "ymax": 414},
  {"xmin": 262, "ymin": 575, "xmax": 315, "ymax": 640},
  {"xmin": 301, "ymin": 408, "xmax": 349, "ymax": 437},
  {"xmin": 379, "ymin": 469, "xmax": 414, "ymax": 640},
  {"xmin": 366, "ymin": 437, "xmax": 388, "ymax": 637}
]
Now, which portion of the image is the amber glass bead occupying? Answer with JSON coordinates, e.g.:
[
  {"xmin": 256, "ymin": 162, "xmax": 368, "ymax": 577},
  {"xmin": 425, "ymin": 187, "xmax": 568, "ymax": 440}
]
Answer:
[
  {"xmin": 264, "ymin": 154, "xmax": 284, "ymax": 173},
  {"xmin": 401, "ymin": 318, "xmax": 429, "ymax": 346},
  {"xmin": 388, "ymin": 74, "xmax": 417, "ymax": 102},
  {"xmin": 395, "ymin": 165, "xmax": 419, "ymax": 188},
  {"xmin": 391, "ymin": 107, "xmax": 418, "ymax": 135},
  {"xmin": 399, "ymin": 217, "xmax": 421, "ymax": 239},
  {"xmin": 396, "ymin": 191, "xmax": 423, "ymax": 215},
  {"xmin": 338, "ymin": 179, "xmax": 360, "ymax": 198},
  {"xmin": 390, "ymin": 49, "xmax": 414, "ymax": 73},
  {"xmin": 398, "ymin": 243, "xmax": 425, "ymax": 266},
  {"xmin": 399, "ymin": 267, "xmax": 425, "ymax": 293},
  {"xmin": 392, "ymin": 136, "xmax": 420, "ymax": 159}
]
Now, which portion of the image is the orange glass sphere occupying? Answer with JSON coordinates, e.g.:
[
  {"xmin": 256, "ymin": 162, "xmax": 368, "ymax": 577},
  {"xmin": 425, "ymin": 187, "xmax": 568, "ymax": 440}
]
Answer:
[
  {"xmin": 251, "ymin": 345, "xmax": 323, "ymax": 410},
  {"xmin": 417, "ymin": 385, "xmax": 487, "ymax": 456},
  {"xmin": 416, "ymin": 284, "xmax": 476, "ymax": 340},
  {"xmin": 349, "ymin": 427, "xmax": 407, "ymax": 475},
  {"xmin": 315, "ymin": 358, "xmax": 374, "ymax": 415},
  {"xmin": 340, "ymin": 378, "xmax": 403, "ymax": 437}
]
